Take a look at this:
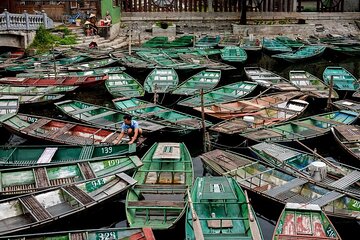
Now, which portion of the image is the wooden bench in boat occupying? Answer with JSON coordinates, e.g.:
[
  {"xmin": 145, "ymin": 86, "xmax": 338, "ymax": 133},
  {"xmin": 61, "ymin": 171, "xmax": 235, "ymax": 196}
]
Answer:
[
  {"xmin": 135, "ymin": 184, "xmax": 188, "ymax": 190},
  {"xmin": 310, "ymin": 191, "xmax": 344, "ymax": 207},
  {"xmin": 63, "ymin": 185, "xmax": 95, "ymax": 205},
  {"xmin": 2, "ymin": 183, "xmax": 36, "ymax": 195},
  {"xmin": 34, "ymin": 167, "xmax": 50, "ymax": 188},
  {"xmin": 127, "ymin": 200, "xmax": 185, "ymax": 209},
  {"xmin": 101, "ymin": 132, "xmax": 121, "ymax": 144},
  {"xmin": 207, "ymin": 219, "xmax": 233, "ymax": 228},
  {"xmin": 51, "ymin": 124, "xmax": 75, "ymax": 138},
  {"xmin": 265, "ymin": 178, "xmax": 308, "ymax": 197},
  {"xmin": 153, "ymin": 142, "xmax": 180, "ymax": 160},
  {"xmin": 21, "ymin": 119, "xmax": 51, "ymax": 133},
  {"xmin": 19, "ymin": 195, "xmax": 52, "ymax": 221},
  {"xmin": 78, "ymin": 162, "xmax": 96, "ymax": 179},
  {"xmin": 329, "ymin": 170, "xmax": 360, "ymax": 189},
  {"xmin": 37, "ymin": 147, "xmax": 58, "ymax": 163}
]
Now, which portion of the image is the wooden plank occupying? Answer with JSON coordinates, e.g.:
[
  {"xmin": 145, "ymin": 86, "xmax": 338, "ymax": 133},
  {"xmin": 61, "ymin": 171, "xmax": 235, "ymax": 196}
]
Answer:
[
  {"xmin": 51, "ymin": 124, "xmax": 75, "ymax": 138},
  {"xmin": 19, "ymin": 195, "xmax": 52, "ymax": 221},
  {"xmin": 63, "ymin": 185, "xmax": 94, "ymax": 205},
  {"xmin": 33, "ymin": 167, "xmax": 50, "ymax": 188},
  {"xmin": 37, "ymin": 147, "xmax": 58, "ymax": 163},
  {"xmin": 153, "ymin": 142, "xmax": 181, "ymax": 159},
  {"xmin": 265, "ymin": 178, "xmax": 308, "ymax": 197},
  {"xmin": 78, "ymin": 162, "xmax": 96, "ymax": 179},
  {"xmin": 21, "ymin": 119, "xmax": 51, "ymax": 133},
  {"xmin": 310, "ymin": 191, "xmax": 344, "ymax": 207},
  {"xmin": 329, "ymin": 170, "xmax": 360, "ymax": 189}
]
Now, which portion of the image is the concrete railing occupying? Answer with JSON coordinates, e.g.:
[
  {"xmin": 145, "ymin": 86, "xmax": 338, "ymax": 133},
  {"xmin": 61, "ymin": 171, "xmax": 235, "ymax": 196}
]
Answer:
[{"xmin": 0, "ymin": 9, "xmax": 54, "ymax": 31}]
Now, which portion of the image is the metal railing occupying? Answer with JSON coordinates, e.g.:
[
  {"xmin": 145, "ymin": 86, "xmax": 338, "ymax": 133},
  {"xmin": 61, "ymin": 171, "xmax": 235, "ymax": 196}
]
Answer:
[{"xmin": 0, "ymin": 9, "xmax": 54, "ymax": 31}]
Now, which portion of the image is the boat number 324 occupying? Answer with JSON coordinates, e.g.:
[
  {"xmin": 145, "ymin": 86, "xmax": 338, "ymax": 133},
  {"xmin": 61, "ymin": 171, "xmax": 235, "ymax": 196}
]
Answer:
[
  {"xmin": 96, "ymin": 231, "xmax": 117, "ymax": 240},
  {"xmin": 101, "ymin": 146, "xmax": 113, "ymax": 154}
]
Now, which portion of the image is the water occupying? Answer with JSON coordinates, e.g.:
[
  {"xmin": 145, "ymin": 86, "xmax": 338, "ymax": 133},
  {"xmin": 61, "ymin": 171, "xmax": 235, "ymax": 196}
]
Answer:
[{"xmin": 1, "ymin": 49, "xmax": 360, "ymax": 239}]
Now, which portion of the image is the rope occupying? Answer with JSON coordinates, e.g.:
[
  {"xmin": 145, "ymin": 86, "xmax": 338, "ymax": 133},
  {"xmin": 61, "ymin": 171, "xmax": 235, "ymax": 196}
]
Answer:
[{"xmin": 206, "ymin": 139, "xmax": 249, "ymax": 150}]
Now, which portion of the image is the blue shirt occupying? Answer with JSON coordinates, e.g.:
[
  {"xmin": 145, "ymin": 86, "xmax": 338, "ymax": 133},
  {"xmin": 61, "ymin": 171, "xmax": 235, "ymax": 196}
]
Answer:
[{"xmin": 121, "ymin": 120, "xmax": 139, "ymax": 132}]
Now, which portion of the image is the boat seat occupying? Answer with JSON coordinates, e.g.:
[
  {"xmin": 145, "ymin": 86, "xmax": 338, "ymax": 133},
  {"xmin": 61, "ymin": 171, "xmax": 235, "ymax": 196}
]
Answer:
[
  {"xmin": 135, "ymin": 184, "xmax": 188, "ymax": 190},
  {"xmin": 34, "ymin": 167, "xmax": 50, "ymax": 188},
  {"xmin": 21, "ymin": 119, "xmax": 51, "ymax": 133},
  {"xmin": 19, "ymin": 195, "xmax": 52, "ymax": 221},
  {"xmin": 101, "ymin": 132, "xmax": 121, "ymax": 144},
  {"xmin": 63, "ymin": 185, "xmax": 95, "ymax": 205},
  {"xmin": 37, "ymin": 147, "xmax": 58, "ymax": 163},
  {"xmin": 3, "ymin": 183, "xmax": 36, "ymax": 195},
  {"xmin": 127, "ymin": 200, "xmax": 184, "ymax": 209},
  {"xmin": 207, "ymin": 219, "xmax": 233, "ymax": 228},
  {"xmin": 49, "ymin": 177, "xmax": 76, "ymax": 186},
  {"xmin": 51, "ymin": 124, "xmax": 75, "ymax": 138},
  {"xmin": 78, "ymin": 162, "xmax": 96, "ymax": 179}
]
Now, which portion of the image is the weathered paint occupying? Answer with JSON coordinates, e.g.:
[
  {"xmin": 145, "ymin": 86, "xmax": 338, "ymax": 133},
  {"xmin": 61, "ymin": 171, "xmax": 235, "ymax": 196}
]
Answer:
[{"xmin": 101, "ymin": 0, "xmax": 120, "ymax": 24}]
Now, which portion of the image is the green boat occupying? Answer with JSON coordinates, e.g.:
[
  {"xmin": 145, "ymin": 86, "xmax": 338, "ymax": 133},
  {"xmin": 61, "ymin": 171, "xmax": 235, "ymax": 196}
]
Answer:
[
  {"xmin": 1, "ymin": 227, "xmax": 156, "ymax": 240},
  {"xmin": 0, "ymin": 155, "xmax": 142, "ymax": 196},
  {"xmin": 113, "ymin": 98, "xmax": 212, "ymax": 134},
  {"xmin": 54, "ymin": 100, "xmax": 165, "ymax": 133},
  {"xmin": 67, "ymin": 58, "xmax": 118, "ymax": 71},
  {"xmin": 18, "ymin": 67, "xmax": 125, "ymax": 78},
  {"xmin": 0, "ymin": 144, "xmax": 136, "ymax": 166},
  {"xmin": 163, "ymin": 35, "xmax": 194, "ymax": 48},
  {"xmin": 195, "ymin": 35, "xmax": 221, "ymax": 47},
  {"xmin": 105, "ymin": 72, "xmax": 145, "ymax": 98},
  {"xmin": 111, "ymin": 51, "xmax": 157, "ymax": 69},
  {"xmin": 177, "ymin": 81, "xmax": 258, "ymax": 108},
  {"xmin": 179, "ymin": 53, "xmax": 236, "ymax": 71},
  {"xmin": 144, "ymin": 68, "xmax": 179, "ymax": 93},
  {"xmin": 241, "ymin": 110, "xmax": 359, "ymax": 143},
  {"xmin": 240, "ymin": 36, "xmax": 262, "ymax": 52},
  {"xmin": 0, "ymin": 85, "xmax": 78, "ymax": 95},
  {"xmin": 220, "ymin": 46, "xmax": 248, "ymax": 63},
  {"xmin": 289, "ymin": 70, "xmax": 339, "ymax": 99},
  {"xmin": 185, "ymin": 176, "xmax": 264, "ymax": 240},
  {"xmin": 0, "ymin": 96, "xmax": 19, "ymax": 121},
  {"xmin": 272, "ymin": 45, "xmax": 326, "ymax": 63},
  {"xmin": 0, "ymin": 173, "xmax": 136, "ymax": 235},
  {"xmin": 142, "ymin": 36, "xmax": 169, "ymax": 48},
  {"xmin": 329, "ymin": 45, "xmax": 360, "ymax": 57},
  {"xmin": 218, "ymin": 35, "xmax": 240, "ymax": 47},
  {"xmin": 323, "ymin": 66, "xmax": 359, "ymax": 91},
  {"xmin": 275, "ymin": 36, "xmax": 304, "ymax": 48},
  {"xmin": 126, "ymin": 142, "xmax": 193, "ymax": 229},
  {"xmin": 172, "ymin": 69, "xmax": 221, "ymax": 95},
  {"xmin": 262, "ymin": 38, "xmax": 292, "ymax": 54},
  {"xmin": 15, "ymin": 93, "xmax": 65, "ymax": 105},
  {"xmin": 273, "ymin": 203, "xmax": 341, "ymax": 240}
]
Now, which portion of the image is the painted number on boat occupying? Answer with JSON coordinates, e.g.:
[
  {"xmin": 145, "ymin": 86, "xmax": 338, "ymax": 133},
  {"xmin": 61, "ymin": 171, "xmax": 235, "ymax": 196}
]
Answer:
[
  {"xmin": 85, "ymin": 178, "xmax": 105, "ymax": 192},
  {"xmin": 104, "ymin": 158, "xmax": 122, "ymax": 168},
  {"xmin": 326, "ymin": 226, "xmax": 336, "ymax": 238},
  {"xmin": 101, "ymin": 146, "xmax": 113, "ymax": 155},
  {"xmin": 27, "ymin": 117, "xmax": 38, "ymax": 123},
  {"xmin": 96, "ymin": 231, "xmax": 118, "ymax": 240}
]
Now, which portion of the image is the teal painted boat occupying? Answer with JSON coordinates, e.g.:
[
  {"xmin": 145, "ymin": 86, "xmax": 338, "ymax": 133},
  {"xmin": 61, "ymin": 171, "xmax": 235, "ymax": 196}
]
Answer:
[
  {"xmin": 218, "ymin": 35, "xmax": 240, "ymax": 47},
  {"xmin": 0, "ymin": 144, "xmax": 136, "ymax": 166},
  {"xmin": 144, "ymin": 68, "xmax": 179, "ymax": 93},
  {"xmin": 273, "ymin": 203, "xmax": 341, "ymax": 240},
  {"xmin": 178, "ymin": 81, "xmax": 258, "ymax": 108},
  {"xmin": 0, "ymin": 155, "xmax": 142, "ymax": 196},
  {"xmin": 0, "ymin": 96, "xmax": 19, "ymax": 121},
  {"xmin": 1, "ymin": 227, "xmax": 156, "ymax": 240},
  {"xmin": 241, "ymin": 110, "xmax": 359, "ymax": 143},
  {"xmin": 142, "ymin": 36, "xmax": 169, "ymax": 48},
  {"xmin": 54, "ymin": 100, "xmax": 165, "ymax": 133},
  {"xmin": 172, "ymin": 69, "xmax": 221, "ymax": 95},
  {"xmin": 105, "ymin": 72, "xmax": 145, "ymax": 98},
  {"xmin": 113, "ymin": 98, "xmax": 212, "ymax": 133},
  {"xmin": 185, "ymin": 176, "xmax": 263, "ymax": 240},
  {"xmin": 272, "ymin": 45, "xmax": 326, "ymax": 63},
  {"xmin": 289, "ymin": 70, "xmax": 339, "ymax": 99},
  {"xmin": 67, "ymin": 58, "xmax": 118, "ymax": 71},
  {"xmin": 195, "ymin": 35, "xmax": 221, "ymax": 47},
  {"xmin": 240, "ymin": 36, "xmax": 262, "ymax": 52},
  {"xmin": 126, "ymin": 142, "xmax": 193, "ymax": 229},
  {"xmin": 200, "ymin": 149, "xmax": 360, "ymax": 221},
  {"xmin": 251, "ymin": 142, "xmax": 360, "ymax": 196},
  {"xmin": 0, "ymin": 173, "xmax": 136, "ymax": 235},
  {"xmin": 163, "ymin": 35, "xmax": 194, "ymax": 48},
  {"xmin": 275, "ymin": 36, "xmax": 304, "ymax": 48},
  {"xmin": 179, "ymin": 53, "xmax": 236, "ymax": 71},
  {"xmin": 323, "ymin": 66, "xmax": 359, "ymax": 91},
  {"xmin": 17, "ymin": 67, "xmax": 125, "ymax": 78},
  {"xmin": 220, "ymin": 46, "xmax": 248, "ymax": 63},
  {"xmin": 0, "ymin": 85, "xmax": 78, "ymax": 95},
  {"xmin": 244, "ymin": 67, "xmax": 298, "ymax": 91},
  {"xmin": 262, "ymin": 38, "xmax": 292, "ymax": 53}
]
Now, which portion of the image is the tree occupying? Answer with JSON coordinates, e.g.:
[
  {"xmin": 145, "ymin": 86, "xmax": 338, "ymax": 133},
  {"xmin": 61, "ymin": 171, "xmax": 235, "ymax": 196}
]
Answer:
[{"xmin": 240, "ymin": 0, "xmax": 247, "ymax": 25}]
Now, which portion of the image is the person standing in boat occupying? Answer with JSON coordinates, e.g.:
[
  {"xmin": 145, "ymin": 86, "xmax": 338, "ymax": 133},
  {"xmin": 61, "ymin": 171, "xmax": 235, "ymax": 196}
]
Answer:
[{"xmin": 118, "ymin": 115, "xmax": 142, "ymax": 144}]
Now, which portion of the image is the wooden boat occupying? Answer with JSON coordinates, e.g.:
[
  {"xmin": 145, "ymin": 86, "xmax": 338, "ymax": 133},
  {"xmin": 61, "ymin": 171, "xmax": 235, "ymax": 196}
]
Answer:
[
  {"xmin": 275, "ymin": 36, "xmax": 304, "ymax": 48},
  {"xmin": 195, "ymin": 35, "xmax": 221, "ymax": 47},
  {"xmin": 200, "ymin": 149, "xmax": 360, "ymax": 220},
  {"xmin": 0, "ymin": 85, "xmax": 78, "ymax": 95},
  {"xmin": 0, "ymin": 173, "xmax": 136, "ymax": 235},
  {"xmin": 244, "ymin": 67, "xmax": 298, "ymax": 91},
  {"xmin": 333, "ymin": 99, "xmax": 360, "ymax": 112},
  {"xmin": 329, "ymin": 45, "xmax": 360, "ymax": 57},
  {"xmin": 262, "ymin": 38, "xmax": 292, "ymax": 54},
  {"xmin": 0, "ymin": 96, "xmax": 19, "ymax": 120},
  {"xmin": 113, "ymin": 98, "xmax": 212, "ymax": 133},
  {"xmin": 0, "ymin": 155, "xmax": 142, "ymax": 196},
  {"xmin": 251, "ymin": 142, "xmax": 360, "ymax": 196},
  {"xmin": 323, "ymin": 66, "xmax": 359, "ymax": 91},
  {"xmin": 1, "ymin": 227, "xmax": 156, "ymax": 240},
  {"xmin": 272, "ymin": 45, "xmax": 326, "ymax": 63},
  {"xmin": 193, "ymin": 91, "xmax": 305, "ymax": 119},
  {"xmin": 210, "ymin": 99, "xmax": 309, "ymax": 134},
  {"xmin": 126, "ymin": 142, "xmax": 193, "ymax": 229},
  {"xmin": 55, "ymin": 100, "xmax": 165, "ymax": 133},
  {"xmin": 13, "ymin": 93, "xmax": 65, "ymax": 105},
  {"xmin": 105, "ymin": 72, "xmax": 145, "ymax": 98},
  {"xmin": 185, "ymin": 176, "xmax": 263, "ymax": 240},
  {"xmin": 332, "ymin": 125, "xmax": 360, "ymax": 163},
  {"xmin": 240, "ymin": 110, "xmax": 359, "ymax": 143},
  {"xmin": 273, "ymin": 203, "xmax": 341, "ymax": 240},
  {"xmin": 218, "ymin": 35, "xmax": 240, "ymax": 47},
  {"xmin": 289, "ymin": 70, "xmax": 339, "ymax": 99},
  {"xmin": 163, "ymin": 35, "xmax": 194, "ymax": 48},
  {"xmin": 0, "ymin": 75, "xmax": 108, "ymax": 87},
  {"xmin": 239, "ymin": 36, "xmax": 262, "ymax": 52},
  {"xmin": 0, "ymin": 144, "xmax": 136, "ymax": 166},
  {"xmin": 171, "ymin": 69, "xmax": 221, "ymax": 95},
  {"xmin": 220, "ymin": 46, "xmax": 248, "ymax": 63},
  {"xmin": 177, "ymin": 81, "xmax": 258, "ymax": 108},
  {"xmin": 67, "ymin": 58, "xmax": 118, "ymax": 71},
  {"xmin": 144, "ymin": 68, "xmax": 179, "ymax": 93},
  {"xmin": 179, "ymin": 53, "xmax": 236, "ymax": 71},
  {"xmin": 18, "ymin": 67, "xmax": 125, "ymax": 78},
  {"xmin": 142, "ymin": 36, "xmax": 169, "ymax": 48},
  {"xmin": 1, "ymin": 114, "xmax": 147, "ymax": 145}
]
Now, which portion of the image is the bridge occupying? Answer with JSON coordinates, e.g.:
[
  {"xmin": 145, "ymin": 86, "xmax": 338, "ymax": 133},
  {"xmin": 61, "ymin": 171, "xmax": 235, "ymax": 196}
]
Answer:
[{"xmin": 0, "ymin": 9, "xmax": 54, "ymax": 49}]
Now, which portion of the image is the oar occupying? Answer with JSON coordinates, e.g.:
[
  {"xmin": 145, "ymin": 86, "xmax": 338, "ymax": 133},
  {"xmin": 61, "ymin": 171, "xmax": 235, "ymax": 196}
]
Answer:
[
  {"xmin": 187, "ymin": 188, "xmax": 204, "ymax": 240},
  {"xmin": 244, "ymin": 190, "xmax": 262, "ymax": 239}
]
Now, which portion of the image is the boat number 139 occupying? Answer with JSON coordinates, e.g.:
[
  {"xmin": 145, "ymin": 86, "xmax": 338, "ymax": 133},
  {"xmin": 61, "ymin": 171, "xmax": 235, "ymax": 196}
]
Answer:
[{"xmin": 101, "ymin": 147, "xmax": 113, "ymax": 154}]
